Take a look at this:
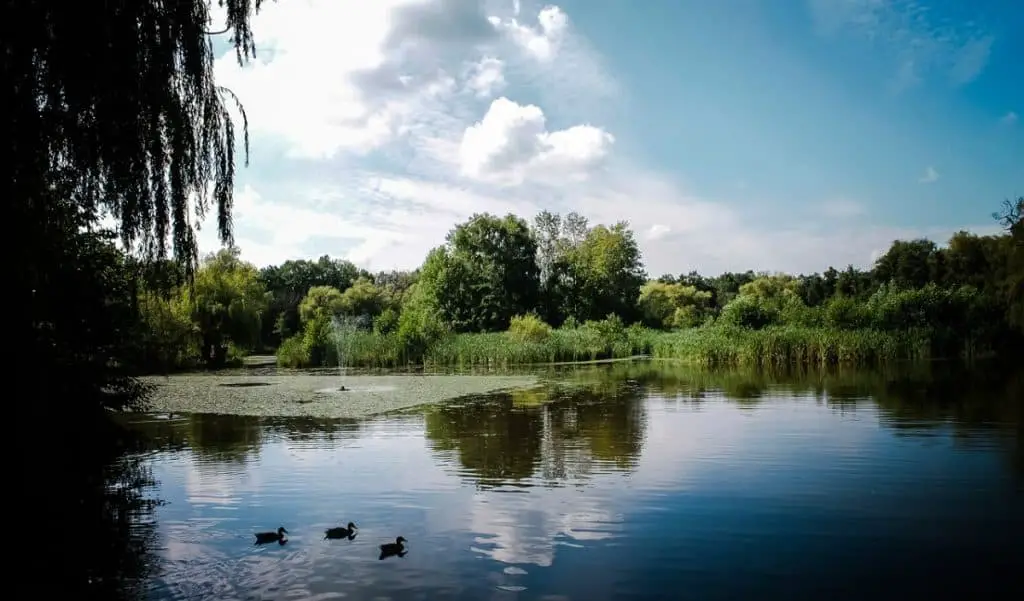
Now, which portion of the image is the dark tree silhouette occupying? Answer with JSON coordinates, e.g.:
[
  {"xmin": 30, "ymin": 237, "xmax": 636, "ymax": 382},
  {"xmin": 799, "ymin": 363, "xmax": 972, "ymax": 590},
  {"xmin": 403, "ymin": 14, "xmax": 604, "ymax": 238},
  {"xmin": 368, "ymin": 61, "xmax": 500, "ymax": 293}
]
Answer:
[
  {"xmin": 7, "ymin": 0, "xmax": 267, "ymax": 270},
  {"xmin": 7, "ymin": 6, "xmax": 271, "ymax": 592},
  {"xmin": 6, "ymin": 1, "xmax": 270, "ymax": 422}
]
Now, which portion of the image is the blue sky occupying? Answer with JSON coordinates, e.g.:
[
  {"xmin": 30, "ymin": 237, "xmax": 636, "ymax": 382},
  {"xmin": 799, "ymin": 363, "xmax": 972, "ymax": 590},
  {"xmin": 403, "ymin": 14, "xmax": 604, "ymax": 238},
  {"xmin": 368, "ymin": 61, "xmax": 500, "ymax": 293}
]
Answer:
[{"xmin": 200, "ymin": 0, "xmax": 1022, "ymax": 276}]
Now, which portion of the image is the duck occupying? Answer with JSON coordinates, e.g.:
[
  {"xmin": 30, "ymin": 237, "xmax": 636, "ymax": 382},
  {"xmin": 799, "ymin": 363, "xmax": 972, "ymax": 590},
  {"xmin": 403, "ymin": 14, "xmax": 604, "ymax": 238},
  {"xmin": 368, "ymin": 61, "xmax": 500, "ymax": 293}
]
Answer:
[
  {"xmin": 324, "ymin": 522, "xmax": 358, "ymax": 540},
  {"xmin": 254, "ymin": 527, "xmax": 288, "ymax": 545},
  {"xmin": 379, "ymin": 536, "xmax": 408, "ymax": 560}
]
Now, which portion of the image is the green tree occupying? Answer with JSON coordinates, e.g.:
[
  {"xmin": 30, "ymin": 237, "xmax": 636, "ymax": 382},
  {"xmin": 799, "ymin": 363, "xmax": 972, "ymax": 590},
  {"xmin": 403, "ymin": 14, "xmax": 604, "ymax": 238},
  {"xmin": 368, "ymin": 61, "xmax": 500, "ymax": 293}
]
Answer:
[
  {"xmin": 298, "ymin": 286, "xmax": 345, "ymax": 324},
  {"xmin": 533, "ymin": 210, "xmax": 590, "ymax": 323},
  {"xmin": 540, "ymin": 219, "xmax": 646, "ymax": 324},
  {"xmin": 707, "ymin": 271, "xmax": 757, "ymax": 309},
  {"xmin": 873, "ymin": 239, "xmax": 941, "ymax": 289},
  {"xmin": 338, "ymin": 277, "xmax": 387, "ymax": 317},
  {"xmin": 422, "ymin": 214, "xmax": 541, "ymax": 332},
  {"xmin": 638, "ymin": 281, "xmax": 713, "ymax": 329},
  {"xmin": 182, "ymin": 248, "xmax": 268, "ymax": 367},
  {"xmin": 136, "ymin": 288, "xmax": 197, "ymax": 371},
  {"xmin": 259, "ymin": 256, "xmax": 361, "ymax": 345}
]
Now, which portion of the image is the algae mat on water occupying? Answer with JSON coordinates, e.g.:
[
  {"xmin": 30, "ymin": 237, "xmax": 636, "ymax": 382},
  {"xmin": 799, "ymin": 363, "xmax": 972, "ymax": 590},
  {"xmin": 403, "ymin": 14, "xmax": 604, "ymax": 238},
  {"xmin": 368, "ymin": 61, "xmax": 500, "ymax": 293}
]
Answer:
[{"xmin": 141, "ymin": 374, "xmax": 538, "ymax": 418}]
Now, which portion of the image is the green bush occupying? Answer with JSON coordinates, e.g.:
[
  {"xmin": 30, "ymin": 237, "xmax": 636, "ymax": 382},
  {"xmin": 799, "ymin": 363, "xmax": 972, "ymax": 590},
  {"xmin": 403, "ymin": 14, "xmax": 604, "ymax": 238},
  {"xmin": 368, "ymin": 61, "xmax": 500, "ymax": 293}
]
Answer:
[
  {"xmin": 718, "ymin": 295, "xmax": 779, "ymax": 329},
  {"xmin": 508, "ymin": 314, "xmax": 553, "ymax": 343},
  {"xmin": 276, "ymin": 335, "xmax": 309, "ymax": 368},
  {"xmin": 301, "ymin": 315, "xmax": 338, "ymax": 367}
]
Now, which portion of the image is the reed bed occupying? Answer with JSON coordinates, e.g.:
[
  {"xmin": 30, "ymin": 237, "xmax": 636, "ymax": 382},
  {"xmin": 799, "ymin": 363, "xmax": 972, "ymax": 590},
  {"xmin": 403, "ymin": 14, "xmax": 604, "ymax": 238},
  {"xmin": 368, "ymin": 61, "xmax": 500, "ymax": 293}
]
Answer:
[
  {"xmin": 279, "ymin": 324, "xmax": 934, "ymax": 369},
  {"xmin": 649, "ymin": 325, "xmax": 933, "ymax": 368}
]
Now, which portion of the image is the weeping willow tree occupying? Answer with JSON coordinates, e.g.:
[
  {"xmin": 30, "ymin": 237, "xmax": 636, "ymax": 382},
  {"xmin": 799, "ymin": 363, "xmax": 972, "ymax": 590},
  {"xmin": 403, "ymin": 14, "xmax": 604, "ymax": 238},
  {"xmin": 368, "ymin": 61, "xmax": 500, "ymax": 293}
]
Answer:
[
  {"xmin": 5, "ymin": 0, "xmax": 270, "ymax": 420},
  {"xmin": 9, "ymin": 0, "xmax": 267, "ymax": 266}
]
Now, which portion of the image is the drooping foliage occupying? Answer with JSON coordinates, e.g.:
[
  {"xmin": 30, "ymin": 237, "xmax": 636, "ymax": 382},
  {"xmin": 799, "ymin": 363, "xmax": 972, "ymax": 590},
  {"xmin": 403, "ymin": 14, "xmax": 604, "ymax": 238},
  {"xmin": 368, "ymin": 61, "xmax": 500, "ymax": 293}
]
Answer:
[
  {"xmin": 9, "ymin": 1, "xmax": 269, "ymax": 428},
  {"xmin": 8, "ymin": 0, "xmax": 269, "ymax": 270}
]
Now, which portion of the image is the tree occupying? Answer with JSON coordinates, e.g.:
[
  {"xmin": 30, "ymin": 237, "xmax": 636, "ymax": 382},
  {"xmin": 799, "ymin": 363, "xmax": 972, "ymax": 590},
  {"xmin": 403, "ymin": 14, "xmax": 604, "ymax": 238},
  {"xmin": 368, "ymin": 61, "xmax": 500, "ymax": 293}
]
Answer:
[
  {"xmin": 10, "ymin": 0, "xmax": 267, "ymax": 272},
  {"xmin": 534, "ymin": 213, "xmax": 646, "ymax": 324},
  {"xmin": 708, "ymin": 271, "xmax": 757, "ymax": 308},
  {"xmin": 338, "ymin": 277, "xmax": 387, "ymax": 318},
  {"xmin": 996, "ymin": 197, "xmax": 1024, "ymax": 331},
  {"xmin": 298, "ymin": 286, "xmax": 345, "ymax": 325},
  {"xmin": 873, "ymin": 239, "xmax": 940, "ymax": 289},
  {"xmin": 533, "ymin": 210, "xmax": 590, "ymax": 323},
  {"xmin": 259, "ymin": 256, "xmax": 360, "ymax": 345},
  {"xmin": 567, "ymin": 222, "xmax": 647, "ymax": 323},
  {"xmin": 182, "ymin": 248, "xmax": 268, "ymax": 367},
  {"xmin": 10, "ymin": 1, "xmax": 270, "ymax": 432},
  {"xmin": 424, "ymin": 214, "xmax": 541, "ymax": 332},
  {"xmin": 638, "ymin": 281, "xmax": 712, "ymax": 329}
]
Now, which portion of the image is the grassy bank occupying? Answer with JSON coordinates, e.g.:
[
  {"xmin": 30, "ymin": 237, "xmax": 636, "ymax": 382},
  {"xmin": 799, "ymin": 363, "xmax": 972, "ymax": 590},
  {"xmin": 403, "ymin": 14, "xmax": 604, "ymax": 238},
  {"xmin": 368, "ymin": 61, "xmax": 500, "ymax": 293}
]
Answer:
[{"xmin": 278, "ymin": 320, "xmax": 942, "ymax": 369}]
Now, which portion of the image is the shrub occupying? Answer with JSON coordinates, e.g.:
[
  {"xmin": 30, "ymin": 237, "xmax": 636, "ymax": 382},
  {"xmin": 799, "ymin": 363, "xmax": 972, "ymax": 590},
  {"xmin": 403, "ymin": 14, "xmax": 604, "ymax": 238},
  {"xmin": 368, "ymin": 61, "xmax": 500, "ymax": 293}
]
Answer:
[{"xmin": 508, "ymin": 314, "xmax": 553, "ymax": 343}]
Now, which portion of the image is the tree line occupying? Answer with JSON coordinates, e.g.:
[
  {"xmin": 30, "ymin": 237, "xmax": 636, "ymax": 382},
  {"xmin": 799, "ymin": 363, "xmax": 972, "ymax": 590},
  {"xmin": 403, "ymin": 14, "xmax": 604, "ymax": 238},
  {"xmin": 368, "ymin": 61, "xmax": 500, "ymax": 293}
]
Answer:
[{"xmin": 123, "ymin": 199, "xmax": 1023, "ymax": 370}]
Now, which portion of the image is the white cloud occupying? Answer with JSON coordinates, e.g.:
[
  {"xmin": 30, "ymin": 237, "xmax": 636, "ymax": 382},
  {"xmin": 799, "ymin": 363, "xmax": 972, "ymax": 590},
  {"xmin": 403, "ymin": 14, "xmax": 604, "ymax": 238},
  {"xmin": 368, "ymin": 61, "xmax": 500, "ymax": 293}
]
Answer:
[
  {"xmin": 464, "ymin": 56, "xmax": 506, "ymax": 97},
  {"xmin": 1002, "ymin": 111, "xmax": 1019, "ymax": 126},
  {"xmin": 458, "ymin": 97, "xmax": 614, "ymax": 185},
  {"xmin": 489, "ymin": 5, "xmax": 568, "ymax": 62},
  {"xmin": 213, "ymin": 0, "xmax": 496, "ymax": 159},
  {"xmin": 918, "ymin": 166, "xmax": 939, "ymax": 184},
  {"xmin": 190, "ymin": 0, "xmax": 998, "ymax": 278}
]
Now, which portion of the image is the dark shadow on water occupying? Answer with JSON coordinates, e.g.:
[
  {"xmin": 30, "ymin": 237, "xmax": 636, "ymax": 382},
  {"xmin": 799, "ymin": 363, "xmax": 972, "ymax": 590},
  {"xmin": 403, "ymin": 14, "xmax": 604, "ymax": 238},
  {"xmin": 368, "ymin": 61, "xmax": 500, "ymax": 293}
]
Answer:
[
  {"xmin": 218, "ymin": 382, "xmax": 274, "ymax": 388},
  {"xmin": 24, "ymin": 418, "xmax": 164, "ymax": 600}
]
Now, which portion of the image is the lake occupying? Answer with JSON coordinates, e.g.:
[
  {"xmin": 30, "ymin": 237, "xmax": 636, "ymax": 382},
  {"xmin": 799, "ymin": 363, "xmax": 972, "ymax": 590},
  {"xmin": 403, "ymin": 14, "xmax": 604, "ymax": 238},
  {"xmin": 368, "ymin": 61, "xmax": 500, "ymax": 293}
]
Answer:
[{"xmin": 112, "ymin": 361, "xmax": 1022, "ymax": 600}]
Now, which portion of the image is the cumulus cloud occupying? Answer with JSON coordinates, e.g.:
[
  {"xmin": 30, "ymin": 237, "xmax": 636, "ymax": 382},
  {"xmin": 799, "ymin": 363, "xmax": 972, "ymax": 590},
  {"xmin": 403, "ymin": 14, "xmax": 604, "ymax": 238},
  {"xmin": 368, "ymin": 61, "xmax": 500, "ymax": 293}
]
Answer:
[
  {"xmin": 458, "ymin": 97, "xmax": 614, "ymax": 185},
  {"xmin": 464, "ymin": 56, "xmax": 506, "ymax": 97},
  {"xmin": 489, "ymin": 4, "xmax": 568, "ymax": 62}
]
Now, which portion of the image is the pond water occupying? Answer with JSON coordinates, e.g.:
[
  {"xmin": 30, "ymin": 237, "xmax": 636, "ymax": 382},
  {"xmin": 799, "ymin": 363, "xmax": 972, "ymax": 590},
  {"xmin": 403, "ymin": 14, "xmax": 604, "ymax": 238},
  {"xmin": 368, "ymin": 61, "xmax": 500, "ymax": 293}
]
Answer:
[{"xmin": 119, "ymin": 361, "xmax": 1022, "ymax": 600}]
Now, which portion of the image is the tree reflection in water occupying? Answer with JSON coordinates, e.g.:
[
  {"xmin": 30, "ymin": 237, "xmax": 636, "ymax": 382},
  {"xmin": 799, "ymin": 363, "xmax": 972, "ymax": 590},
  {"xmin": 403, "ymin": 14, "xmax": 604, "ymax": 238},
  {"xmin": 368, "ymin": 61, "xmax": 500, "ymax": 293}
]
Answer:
[
  {"xmin": 26, "ymin": 420, "xmax": 164, "ymax": 599},
  {"xmin": 424, "ymin": 378, "xmax": 649, "ymax": 487},
  {"xmin": 425, "ymin": 360, "xmax": 1023, "ymax": 488}
]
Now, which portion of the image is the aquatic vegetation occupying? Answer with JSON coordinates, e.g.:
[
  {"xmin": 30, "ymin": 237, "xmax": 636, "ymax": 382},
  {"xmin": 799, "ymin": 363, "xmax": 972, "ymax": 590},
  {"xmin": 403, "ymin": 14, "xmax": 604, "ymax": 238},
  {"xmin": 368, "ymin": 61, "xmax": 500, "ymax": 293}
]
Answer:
[{"xmin": 141, "ymin": 373, "xmax": 537, "ymax": 418}]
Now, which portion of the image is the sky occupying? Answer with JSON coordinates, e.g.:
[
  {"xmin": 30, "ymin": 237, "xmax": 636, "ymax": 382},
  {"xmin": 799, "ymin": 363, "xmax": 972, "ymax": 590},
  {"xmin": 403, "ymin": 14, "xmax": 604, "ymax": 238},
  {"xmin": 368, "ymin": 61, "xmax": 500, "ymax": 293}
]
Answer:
[{"xmin": 198, "ymin": 0, "xmax": 1023, "ymax": 277}]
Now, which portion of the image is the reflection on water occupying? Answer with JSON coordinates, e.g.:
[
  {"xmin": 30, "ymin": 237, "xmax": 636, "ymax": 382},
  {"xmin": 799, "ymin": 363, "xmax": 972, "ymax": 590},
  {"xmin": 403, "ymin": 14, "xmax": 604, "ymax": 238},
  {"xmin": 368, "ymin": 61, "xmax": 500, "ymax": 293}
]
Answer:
[{"xmin": 98, "ymin": 362, "xmax": 1022, "ymax": 600}]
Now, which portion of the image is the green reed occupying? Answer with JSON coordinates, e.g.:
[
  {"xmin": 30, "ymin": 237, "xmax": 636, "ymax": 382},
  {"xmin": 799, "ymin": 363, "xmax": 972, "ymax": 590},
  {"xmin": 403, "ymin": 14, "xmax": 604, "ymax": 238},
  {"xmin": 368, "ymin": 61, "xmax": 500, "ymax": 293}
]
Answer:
[
  {"xmin": 279, "ymin": 323, "xmax": 935, "ymax": 369},
  {"xmin": 649, "ymin": 325, "xmax": 932, "ymax": 368}
]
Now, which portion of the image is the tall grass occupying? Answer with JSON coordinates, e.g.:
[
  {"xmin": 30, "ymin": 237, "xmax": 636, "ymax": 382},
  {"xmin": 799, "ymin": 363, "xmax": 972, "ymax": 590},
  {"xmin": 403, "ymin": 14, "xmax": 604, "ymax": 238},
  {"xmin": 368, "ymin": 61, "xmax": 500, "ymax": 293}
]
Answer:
[
  {"xmin": 649, "ymin": 325, "xmax": 932, "ymax": 368},
  {"xmin": 277, "ymin": 318, "xmax": 936, "ymax": 370},
  {"xmin": 426, "ymin": 327, "xmax": 655, "ymax": 367}
]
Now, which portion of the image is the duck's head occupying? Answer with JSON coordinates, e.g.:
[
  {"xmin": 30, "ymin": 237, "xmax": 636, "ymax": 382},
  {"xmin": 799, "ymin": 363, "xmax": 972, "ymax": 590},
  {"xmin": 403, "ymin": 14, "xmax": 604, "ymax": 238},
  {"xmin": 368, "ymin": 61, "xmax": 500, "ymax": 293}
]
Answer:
[
  {"xmin": 396, "ymin": 536, "xmax": 407, "ymax": 544},
  {"xmin": 278, "ymin": 527, "xmax": 288, "ymax": 535},
  {"xmin": 348, "ymin": 522, "xmax": 357, "ymax": 530}
]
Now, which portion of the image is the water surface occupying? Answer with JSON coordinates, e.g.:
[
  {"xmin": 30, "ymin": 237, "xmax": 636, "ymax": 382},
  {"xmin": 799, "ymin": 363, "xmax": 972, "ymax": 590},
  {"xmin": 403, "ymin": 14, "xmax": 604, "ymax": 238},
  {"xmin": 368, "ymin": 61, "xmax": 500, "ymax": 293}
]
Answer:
[{"xmin": 124, "ymin": 362, "xmax": 1023, "ymax": 600}]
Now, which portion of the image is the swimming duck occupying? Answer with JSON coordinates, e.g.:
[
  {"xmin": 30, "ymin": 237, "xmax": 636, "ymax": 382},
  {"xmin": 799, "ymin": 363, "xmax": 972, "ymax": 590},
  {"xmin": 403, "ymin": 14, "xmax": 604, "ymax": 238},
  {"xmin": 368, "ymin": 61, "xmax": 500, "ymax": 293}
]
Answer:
[
  {"xmin": 324, "ymin": 522, "xmax": 358, "ymax": 540},
  {"xmin": 254, "ymin": 527, "xmax": 288, "ymax": 545},
  {"xmin": 379, "ymin": 536, "xmax": 408, "ymax": 560}
]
